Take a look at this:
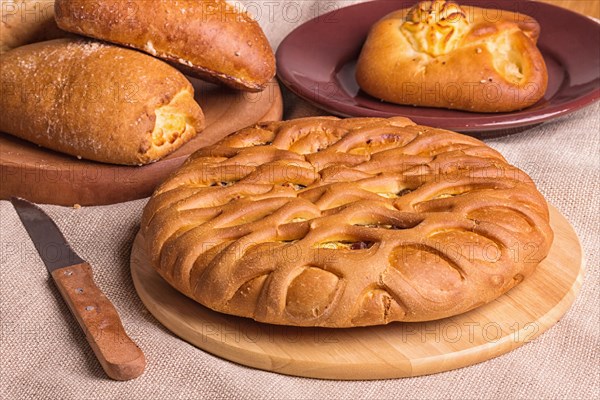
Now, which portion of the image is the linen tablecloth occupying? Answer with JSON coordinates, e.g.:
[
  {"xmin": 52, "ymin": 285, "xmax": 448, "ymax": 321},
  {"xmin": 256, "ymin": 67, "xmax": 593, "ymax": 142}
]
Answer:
[{"xmin": 1, "ymin": 1, "xmax": 598, "ymax": 399}]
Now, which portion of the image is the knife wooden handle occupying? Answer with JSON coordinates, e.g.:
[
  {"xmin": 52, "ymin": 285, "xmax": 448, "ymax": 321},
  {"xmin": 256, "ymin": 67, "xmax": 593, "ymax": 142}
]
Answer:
[{"xmin": 51, "ymin": 262, "xmax": 146, "ymax": 380}]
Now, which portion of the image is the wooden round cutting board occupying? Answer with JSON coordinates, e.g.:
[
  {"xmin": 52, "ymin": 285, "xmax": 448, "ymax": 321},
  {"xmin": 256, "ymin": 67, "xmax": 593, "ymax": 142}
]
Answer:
[
  {"xmin": 130, "ymin": 205, "xmax": 584, "ymax": 380},
  {"xmin": 0, "ymin": 78, "xmax": 283, "ymax": 206}
]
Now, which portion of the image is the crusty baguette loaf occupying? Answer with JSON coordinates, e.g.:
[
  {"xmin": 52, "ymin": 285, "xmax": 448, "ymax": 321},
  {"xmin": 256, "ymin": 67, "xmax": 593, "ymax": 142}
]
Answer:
[
  {"xmin": 356, "ymin": 0, "xmax": 548, "ymax": 112},
  {"xmin": 0, "ymin": 0, "xmax": 66, "ymax": 54},
  {"xmin": 141, "ymin": 117, "xmax": 554, "ymax": 327},
  {"xmin": 54, "ymin": 0, "xmax": 276, "ymax": 92},
  {"xmin": 0, "ymin": 39, "xmax": 204, "ymax": 165}
]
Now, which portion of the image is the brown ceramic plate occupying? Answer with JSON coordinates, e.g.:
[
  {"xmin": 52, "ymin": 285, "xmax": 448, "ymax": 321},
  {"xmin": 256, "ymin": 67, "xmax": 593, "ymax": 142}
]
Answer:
[{"xmin": 276, "ymin": 0, "xmax": 600, "ymax": 134}]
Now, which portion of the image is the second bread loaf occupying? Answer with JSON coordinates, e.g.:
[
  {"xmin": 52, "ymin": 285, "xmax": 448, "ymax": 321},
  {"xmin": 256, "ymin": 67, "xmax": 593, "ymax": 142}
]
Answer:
[{"xmin": 54, "ymin": 0, "xmax": 276, "ymax": 92}]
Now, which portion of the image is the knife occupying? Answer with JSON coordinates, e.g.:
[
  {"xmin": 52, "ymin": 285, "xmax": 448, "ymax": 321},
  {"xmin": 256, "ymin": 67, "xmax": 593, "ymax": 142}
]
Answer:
[{"xmin": 10, "ymin": 197, "xmax": 146, "ymax": 381}]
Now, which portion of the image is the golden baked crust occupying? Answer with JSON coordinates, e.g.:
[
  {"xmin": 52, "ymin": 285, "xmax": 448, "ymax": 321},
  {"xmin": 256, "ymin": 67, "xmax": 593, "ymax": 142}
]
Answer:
[
  {"xmin": 0, "ymin": 39, "xmax": 204, "ymax": 165},
  {"xmin": 54, "ymin": 0, "xmax": 276, "ymax": 92},
  {"xmin": 0, "ymin": 0, "xmax": 67, "ymax": 54},
  {"xmin": 356, "ymin": 0, "xmax": 548, "ymax": 112},
  {"xmin": 142, "ymin": 117, "xmax": 554, "ymax": 327}
]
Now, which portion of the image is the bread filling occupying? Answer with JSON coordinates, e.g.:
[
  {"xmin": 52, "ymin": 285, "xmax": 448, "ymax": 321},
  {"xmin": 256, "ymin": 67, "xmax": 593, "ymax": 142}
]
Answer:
[
  {"xmin": 376, "ymin": 189, "xmax": 414, "ymax": 198},
  {"xmin": 486, "ymin": 33, "xmax": 525, "ymax": 83},
  {"xmin": 281, "ymin": 182, "xmax": 307, "ymax": 190},
  {"xmin": 152, "ymin": 89, "xmax": 198, "ymax": 147},
  {"xmin": 356, "ymin": 224, "xmax": 397, "ymax": 229},
  {"xmin": 401, "ymin": 0, "xmax": 470, "ymax": 57},
  {"xmin": 316, "ymin": 241, "xmax": 375, "ymax": 250}
]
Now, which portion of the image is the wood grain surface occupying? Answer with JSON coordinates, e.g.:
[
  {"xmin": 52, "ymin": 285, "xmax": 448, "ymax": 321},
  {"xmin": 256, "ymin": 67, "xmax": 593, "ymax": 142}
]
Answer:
[
  {"xmin": 130, "ymin": 205, "xmax": 584, "ymax": 380},
  {"xmin": 0, "ymin": 78, "xmax": 283, "ymax": 206},
  {"xmin": 52, "ymin": 262, "xmax": 146, "ymax": 380},
  {"xmin": 539, "ymin": 0, "xmax": 599, "ymax": 19}
]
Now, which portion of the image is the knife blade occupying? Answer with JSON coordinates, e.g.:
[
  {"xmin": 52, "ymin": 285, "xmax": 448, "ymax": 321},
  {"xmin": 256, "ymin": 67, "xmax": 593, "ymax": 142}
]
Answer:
[{"xmin": 10, "ymin": 197, "xmax": 146, "ymax": 381}]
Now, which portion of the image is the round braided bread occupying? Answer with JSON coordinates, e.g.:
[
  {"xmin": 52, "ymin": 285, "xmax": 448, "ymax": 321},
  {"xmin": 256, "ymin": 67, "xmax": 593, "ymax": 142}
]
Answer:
[{"xmin": 142, "ymin": 117, "xmax": 553, "ymax": 327}]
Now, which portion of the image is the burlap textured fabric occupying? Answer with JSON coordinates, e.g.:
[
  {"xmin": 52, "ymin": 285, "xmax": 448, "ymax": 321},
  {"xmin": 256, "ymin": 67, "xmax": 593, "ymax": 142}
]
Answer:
[{"xmin": 1, "ymin": 2, "xmax": 599, "ymax": 399}]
